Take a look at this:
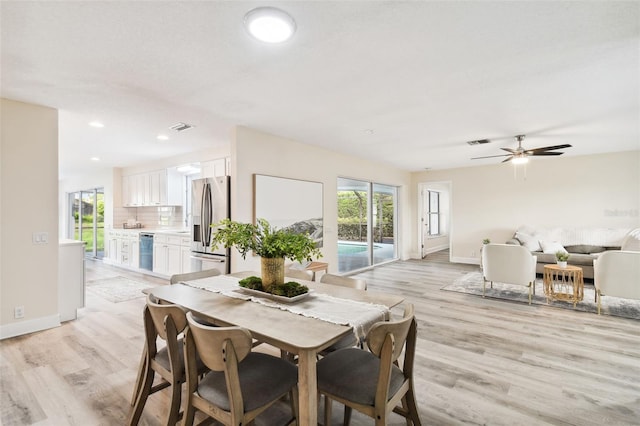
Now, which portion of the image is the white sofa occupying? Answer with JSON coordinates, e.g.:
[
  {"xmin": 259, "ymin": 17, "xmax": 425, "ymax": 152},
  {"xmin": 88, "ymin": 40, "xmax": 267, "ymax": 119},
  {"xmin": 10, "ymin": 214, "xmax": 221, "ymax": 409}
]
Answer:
[{"xmin": 506, "ymin": 227, "xmax": 632, "ymax": 279}]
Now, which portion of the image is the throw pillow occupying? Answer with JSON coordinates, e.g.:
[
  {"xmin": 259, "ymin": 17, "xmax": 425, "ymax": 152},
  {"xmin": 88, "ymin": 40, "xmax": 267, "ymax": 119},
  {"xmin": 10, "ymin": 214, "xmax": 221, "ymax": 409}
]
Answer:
[
  {"xmin": 515, "ymin": 231, "xmax": 541, "ymax": 251},
  {"xmin": 539, "ymin": 240, "xmax": 568, "ymax": 254}
]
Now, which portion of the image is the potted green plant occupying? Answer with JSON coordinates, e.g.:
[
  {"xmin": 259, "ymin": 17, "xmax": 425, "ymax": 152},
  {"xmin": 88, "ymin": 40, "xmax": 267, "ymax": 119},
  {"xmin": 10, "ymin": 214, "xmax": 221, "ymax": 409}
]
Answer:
[
  {"xmin": 210, "ymin": 218, "xmax": 322, "ymax": 292},
  {"xmin": 555, "ymin": 251, "xmax": 570, "ymax": 268}
]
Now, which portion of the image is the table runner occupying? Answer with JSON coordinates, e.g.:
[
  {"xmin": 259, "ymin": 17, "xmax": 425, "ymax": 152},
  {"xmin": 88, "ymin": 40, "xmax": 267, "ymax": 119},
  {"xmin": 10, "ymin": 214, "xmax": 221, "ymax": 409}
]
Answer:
[{"xmin": 181, "ymin": 275, "xmax": 389, "ymax": 342}]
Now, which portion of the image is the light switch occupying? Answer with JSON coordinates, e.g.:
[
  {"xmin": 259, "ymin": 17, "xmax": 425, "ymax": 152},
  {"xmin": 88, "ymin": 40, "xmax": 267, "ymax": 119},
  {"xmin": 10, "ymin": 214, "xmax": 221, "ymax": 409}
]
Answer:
[{"xmin": 32, "ymin": 232, "xmax": 49, "ymax": 244}]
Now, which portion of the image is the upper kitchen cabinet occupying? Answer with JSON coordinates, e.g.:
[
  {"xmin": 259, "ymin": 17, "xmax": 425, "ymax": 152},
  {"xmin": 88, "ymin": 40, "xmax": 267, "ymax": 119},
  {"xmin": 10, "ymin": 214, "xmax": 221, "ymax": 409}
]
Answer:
[
  {"xmin": 201, "ymin": 158, "xmax": 229, "ymax": 178},
  {"xmin": 122, "ymin": 169, "xmax": 183, "ymax": 207}
]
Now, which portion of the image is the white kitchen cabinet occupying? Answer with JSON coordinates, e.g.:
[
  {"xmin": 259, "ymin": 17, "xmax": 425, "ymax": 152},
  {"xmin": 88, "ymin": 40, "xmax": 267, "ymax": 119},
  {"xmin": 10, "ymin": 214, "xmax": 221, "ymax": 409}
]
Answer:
[
  {"xmin": 130, "ymin": 237, "xmax": 140, "ymax": 269},
  {"xmin": 104, "ymin": 230, "xmax": 140, "ymax": 267},
  {"xmin": 201, "ymin": 158, "xmax": 228, "ymax": 178},
  {"xmin": 153, "ymin": 233, "xmax": 168, "ymax": 274},
  {"xmin": 107, "ymin": 231, "xmax": 119, "ymax": 264},
  {"xmin": 181, "ymin": 245, "xmax": 192, "ymax": 274},
  {"xmin": 152, "ymin": 233, "xmax": 192, "ymax": 276},
  {"xmin": 59, "ymin": 240, "xmax": 86, "ymax": 322},
  {"xmin": 167, "ymin": 244, "xmax": 182, "ymax": 276},
  {"xmin": 123, "ymin": 168, "xmax": 183, "ymax": 207}
]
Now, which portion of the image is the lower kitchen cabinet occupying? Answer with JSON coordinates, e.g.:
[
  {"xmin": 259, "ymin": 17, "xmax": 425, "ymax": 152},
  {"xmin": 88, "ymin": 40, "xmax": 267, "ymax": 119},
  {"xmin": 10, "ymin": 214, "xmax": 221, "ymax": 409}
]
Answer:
[{"xmin": 153, "ymin": 233, "xmax": 191, "ymax": 276}]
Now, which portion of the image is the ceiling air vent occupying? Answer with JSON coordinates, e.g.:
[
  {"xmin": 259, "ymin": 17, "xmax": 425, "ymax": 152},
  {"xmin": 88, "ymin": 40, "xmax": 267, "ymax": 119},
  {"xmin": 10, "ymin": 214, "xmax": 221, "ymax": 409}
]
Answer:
[
  {"xmin": 467, "ymin": 139, "xmax": 490, "ymax": 146},
  {"xmin": 169, "ymin": 122, "xmax": 195, "ymax": 132}
]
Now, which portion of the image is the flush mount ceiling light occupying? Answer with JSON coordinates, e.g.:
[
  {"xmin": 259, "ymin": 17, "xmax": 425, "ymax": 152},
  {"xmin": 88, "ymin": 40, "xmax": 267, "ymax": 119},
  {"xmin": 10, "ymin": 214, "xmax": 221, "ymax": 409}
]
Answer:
[
  {"xmin": 88, "ymin": 121, "xmax": 104, "ymax": 128},
  {"xmin": 244, "ymin": 7, "xmax": 296, "ymax": 43},
  {"xmin": 157, "ymin": 134, "xmax": 169, "ymax": 141}
]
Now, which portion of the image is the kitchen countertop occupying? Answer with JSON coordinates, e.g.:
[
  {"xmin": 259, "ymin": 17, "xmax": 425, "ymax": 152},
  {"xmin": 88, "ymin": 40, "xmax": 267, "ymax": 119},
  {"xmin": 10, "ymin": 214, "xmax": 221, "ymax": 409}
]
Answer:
[
  {"xmin": 107, "ymin": 228, "xmax": 190, "ymax": 236},
  {"xmin": 59, "ymin": 239, "xmax": 87, "ymax": 246}
]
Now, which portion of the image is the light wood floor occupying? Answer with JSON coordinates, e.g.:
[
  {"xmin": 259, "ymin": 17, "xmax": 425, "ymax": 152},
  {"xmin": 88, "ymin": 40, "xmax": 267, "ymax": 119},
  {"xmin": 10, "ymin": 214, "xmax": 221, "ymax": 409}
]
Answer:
[{"xmin": 1, "ymin": 253, "xmax": 639, "ymax": 425}]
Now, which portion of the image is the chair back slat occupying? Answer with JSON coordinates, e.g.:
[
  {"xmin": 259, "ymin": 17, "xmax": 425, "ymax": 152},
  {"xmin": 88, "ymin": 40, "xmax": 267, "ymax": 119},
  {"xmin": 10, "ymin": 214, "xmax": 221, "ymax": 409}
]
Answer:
[
  {"xmin": 320, "ymin": 273, "xmax": 367, "ymax": 290},
  {"xmin": 186, "ymin": 312, "xmax": 253, "ymax": 371},
  {"xmin": 146, "ymin": 294, "xmax": 188, "ymax": 339},
  {"xmin": 366, "ymin": 304, "xmax": 414, "ymax": 361},
  {"xmin": 170, "ymin": 269, "xmax": 221, "ymax": 285}
]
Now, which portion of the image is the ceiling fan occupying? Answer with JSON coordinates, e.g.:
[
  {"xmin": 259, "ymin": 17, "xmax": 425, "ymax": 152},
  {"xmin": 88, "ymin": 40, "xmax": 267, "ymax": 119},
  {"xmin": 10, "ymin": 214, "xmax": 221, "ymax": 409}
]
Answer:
[{"xmin": 471, "ymin": 135, "xmax": 572, "ymax": 164}]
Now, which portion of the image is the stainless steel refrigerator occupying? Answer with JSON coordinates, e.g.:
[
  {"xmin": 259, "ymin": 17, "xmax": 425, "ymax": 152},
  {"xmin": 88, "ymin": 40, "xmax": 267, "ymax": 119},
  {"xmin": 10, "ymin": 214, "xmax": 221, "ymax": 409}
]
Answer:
[{"xmin": 190, "ymin": 176, "xmax": 230, "ymax": 274}]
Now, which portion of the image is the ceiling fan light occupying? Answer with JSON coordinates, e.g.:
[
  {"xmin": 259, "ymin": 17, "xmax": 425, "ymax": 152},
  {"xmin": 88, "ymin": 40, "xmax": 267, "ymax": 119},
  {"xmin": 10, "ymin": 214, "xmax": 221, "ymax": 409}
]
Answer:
[
  {"xmin": 244, "ymin": 7, "xmax": 296, "ymax": 43},
  {"xmin": 512, "ymin": 156, "xmax": 529, "ymax": 165}
]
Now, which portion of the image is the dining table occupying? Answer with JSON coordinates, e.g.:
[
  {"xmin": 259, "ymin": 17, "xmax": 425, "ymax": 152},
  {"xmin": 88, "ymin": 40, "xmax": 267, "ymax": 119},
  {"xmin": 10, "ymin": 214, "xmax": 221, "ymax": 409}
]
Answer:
[{"xmin": 144, "ymin": 271, "xmax": 405, "ymax": 426}]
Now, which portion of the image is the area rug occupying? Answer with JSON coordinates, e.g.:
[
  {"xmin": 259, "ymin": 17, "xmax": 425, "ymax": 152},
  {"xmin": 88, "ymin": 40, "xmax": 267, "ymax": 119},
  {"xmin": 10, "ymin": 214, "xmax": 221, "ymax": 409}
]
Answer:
[
  {"xmin": 86, "ymin": 276, "xmax": 151, "ymax": 303},
  {"xmin": 442, "ymin": 272, "xmax": 640, "ymax": 320}
]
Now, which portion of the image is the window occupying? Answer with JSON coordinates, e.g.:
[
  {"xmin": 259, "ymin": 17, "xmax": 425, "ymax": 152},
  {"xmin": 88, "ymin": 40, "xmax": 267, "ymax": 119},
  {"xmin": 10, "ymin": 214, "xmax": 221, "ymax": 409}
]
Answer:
[
  {"xmin": 337, "ymin": 178, "xmax": 398, "ymax": 273},
  {"xmin": 68, "ymin": 188, "xmax": 105, "ymax": 258},
  {"xmin": 428, "ymin": 190, "xmax": 440, "ymax": 236}
]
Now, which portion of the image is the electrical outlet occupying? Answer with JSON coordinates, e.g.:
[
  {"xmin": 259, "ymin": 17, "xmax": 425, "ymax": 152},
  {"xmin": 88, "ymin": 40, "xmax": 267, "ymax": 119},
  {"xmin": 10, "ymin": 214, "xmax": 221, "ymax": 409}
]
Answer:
[
  {"xmin": 471, "ymin": 251, "xmax": 477, "ymax": 257},
  {"xmin": 14, "ymin": 306, "xmax": 24, "ymax": 319}
]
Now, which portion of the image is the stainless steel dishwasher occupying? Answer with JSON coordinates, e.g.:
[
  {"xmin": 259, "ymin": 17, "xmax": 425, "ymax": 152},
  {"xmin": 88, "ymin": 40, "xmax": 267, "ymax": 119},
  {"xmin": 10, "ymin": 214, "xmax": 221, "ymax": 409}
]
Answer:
[{"xmin": 139, "ymin": 233, "xmax": 154, "ymax": 271}]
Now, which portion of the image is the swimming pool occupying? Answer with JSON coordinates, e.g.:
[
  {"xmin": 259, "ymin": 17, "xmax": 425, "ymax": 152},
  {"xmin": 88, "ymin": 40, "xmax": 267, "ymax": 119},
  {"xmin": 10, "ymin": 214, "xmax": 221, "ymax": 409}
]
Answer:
[{"xmin": 337, "ymin": 242, "xmax": 380, "ymax": 255}]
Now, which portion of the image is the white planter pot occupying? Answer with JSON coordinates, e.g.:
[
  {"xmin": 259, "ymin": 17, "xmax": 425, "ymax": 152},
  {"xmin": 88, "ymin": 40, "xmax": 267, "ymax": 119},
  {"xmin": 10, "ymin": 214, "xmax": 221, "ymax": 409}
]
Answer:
[{"xmin": 557, "ymin": 261, "xmax": 567, "ymax": 269}]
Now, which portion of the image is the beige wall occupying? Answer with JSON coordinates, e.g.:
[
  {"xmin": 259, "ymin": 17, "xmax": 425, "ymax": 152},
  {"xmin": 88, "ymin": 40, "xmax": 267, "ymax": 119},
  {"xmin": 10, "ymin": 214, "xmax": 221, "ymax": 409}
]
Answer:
[
  {"xmin": 411, "ymin": 151, "xmax": 640, "ymax": 264},
  {"xmin": 231, "ymin": 126, "xmax": 413, "ymax": 274},
  {"xmin": 1, "ymin": 98, "xmax": 60, "ymax": 338}
]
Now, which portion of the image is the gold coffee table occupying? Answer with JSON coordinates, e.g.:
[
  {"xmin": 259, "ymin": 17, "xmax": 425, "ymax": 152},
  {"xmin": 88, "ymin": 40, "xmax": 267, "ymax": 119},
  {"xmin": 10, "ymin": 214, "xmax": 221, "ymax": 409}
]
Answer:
[{"xmin": 543, "ymin": 264, "xmax": 584, "ymax": 307}]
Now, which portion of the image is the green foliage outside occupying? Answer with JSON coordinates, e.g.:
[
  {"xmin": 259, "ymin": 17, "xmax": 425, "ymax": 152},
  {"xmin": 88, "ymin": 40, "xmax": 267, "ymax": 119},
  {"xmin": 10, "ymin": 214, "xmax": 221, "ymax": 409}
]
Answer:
[
  {"xmin": 337, "ymin": 190, "xmax": 394, "ymax": 242},
  {"xmin": 73, "ymin": 198, "xmax": 105, "ymax": 252}
]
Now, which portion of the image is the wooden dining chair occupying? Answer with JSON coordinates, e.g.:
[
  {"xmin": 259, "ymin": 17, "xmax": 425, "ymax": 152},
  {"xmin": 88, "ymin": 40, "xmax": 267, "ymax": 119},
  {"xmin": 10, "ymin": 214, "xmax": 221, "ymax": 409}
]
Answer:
[
  {"xmin": 285, "ymin": 265, "xmax": 314, "ymax": 281},
  {"xmin": 319, "ymin": 273, "xmax": 369, "ymax": 355},
  {"xmin": 182, "ymin": 312, "xmax": 299, "ymax": 426},
  {"xmin": 320, "ymin": 273, "xmax": 367, "ymax": 291},
  {"xmin": 128, "ymin": 294, "xmax": 208, "ymax": 426},
  {"xmin": 317, "ymin": 304, "xmax": 421, "ymax": 426},
  {"xmin": 169, "ymin": 268, "xmax": 221, "ymax": 284}
]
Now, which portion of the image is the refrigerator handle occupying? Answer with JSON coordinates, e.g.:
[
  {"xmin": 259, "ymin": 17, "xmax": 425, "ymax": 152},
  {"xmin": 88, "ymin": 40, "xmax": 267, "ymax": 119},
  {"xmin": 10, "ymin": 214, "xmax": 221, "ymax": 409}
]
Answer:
[
  {"xmin": 203, "ymin": 182, "xmax": 213, "ymax": 246},
  {"xmin": 200, "ymin": 182, "xmax": 208, "ymax": 246}
]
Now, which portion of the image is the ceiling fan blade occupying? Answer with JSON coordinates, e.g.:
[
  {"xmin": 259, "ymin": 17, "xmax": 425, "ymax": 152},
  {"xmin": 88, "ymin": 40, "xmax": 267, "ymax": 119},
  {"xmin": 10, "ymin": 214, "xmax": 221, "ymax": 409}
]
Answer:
[
  {"xmin": 471, "ymin": 154, "xmax": 512, "ymax": 160},
  {"xmin": 501, "ymin": 157, "xmax": 513, "ymax": 163},
  {"xmin": 501, "ymin": 147, "xmax": 516, "ymax": 153},
  {"xmin": 526, "ymin": 144, "xmax": 572, "ymax": 153},
  {"xmin": 529, "ymin": 151, "xmax": 564, "ymax": 156}
]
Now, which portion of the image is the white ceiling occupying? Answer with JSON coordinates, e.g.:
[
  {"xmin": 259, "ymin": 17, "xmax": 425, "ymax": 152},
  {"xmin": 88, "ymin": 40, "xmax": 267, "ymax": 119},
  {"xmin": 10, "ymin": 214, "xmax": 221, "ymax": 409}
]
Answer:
[{"xmin": 2, "ymin": 1, "xmax": 639, "ymax": 179}]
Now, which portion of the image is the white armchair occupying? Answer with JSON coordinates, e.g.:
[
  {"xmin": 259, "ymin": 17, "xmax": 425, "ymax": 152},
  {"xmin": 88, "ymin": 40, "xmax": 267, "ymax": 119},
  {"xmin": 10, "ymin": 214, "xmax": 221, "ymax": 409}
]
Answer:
[
  {"xmin": 594, "ymin": 250, "xmax": 640, "ymax": 315},
  {"xmin": 482, "ymin": 243, "xmax": 538, "ymax": 304}
]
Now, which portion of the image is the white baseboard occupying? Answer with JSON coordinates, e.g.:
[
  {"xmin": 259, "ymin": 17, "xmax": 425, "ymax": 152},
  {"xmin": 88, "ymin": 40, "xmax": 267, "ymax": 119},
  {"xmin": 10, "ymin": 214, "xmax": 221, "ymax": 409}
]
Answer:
[
  {"xmin": 425, "ymin": 244, "xmax": 449, "ymax": 255},
  {"xmin": 451, "ymin": 256, "xmax": 480, "ymax": 265},
  {"xmin": 0, "ymin": 314, "xmax": 61, "ymax": 340}
]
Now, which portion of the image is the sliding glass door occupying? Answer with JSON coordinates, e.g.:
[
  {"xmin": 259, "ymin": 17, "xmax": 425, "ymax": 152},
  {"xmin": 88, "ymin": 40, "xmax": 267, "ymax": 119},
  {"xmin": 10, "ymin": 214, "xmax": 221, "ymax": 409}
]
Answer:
[
  {"xmin": 69, "ymin": 188, "xmax": 104, "ymax": 258},
  {"xmin": 337, "ymin": 178, "xmax": 397, "ymax": 273}
]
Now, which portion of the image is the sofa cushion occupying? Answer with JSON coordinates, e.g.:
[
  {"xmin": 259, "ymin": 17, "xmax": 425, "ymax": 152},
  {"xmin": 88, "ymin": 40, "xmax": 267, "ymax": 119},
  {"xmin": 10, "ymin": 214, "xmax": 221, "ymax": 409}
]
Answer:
[
  {"xmin": 564, "ymin": 245, "xmax": 607, "ymax": 254},
  {"xmin": 539, "ymin": 240, "xmax": 568, "ymax": 255},
  {"xmin": 535, "ymin": 252, "xmax": 595, "ymax": 266}
]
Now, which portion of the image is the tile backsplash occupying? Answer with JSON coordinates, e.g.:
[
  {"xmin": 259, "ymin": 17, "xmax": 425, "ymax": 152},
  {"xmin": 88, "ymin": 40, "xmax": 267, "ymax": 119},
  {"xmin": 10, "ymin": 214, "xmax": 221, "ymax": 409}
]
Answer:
[{"xmin": 113, "ymin": 206, "xmax": 184, "ymax": 229}]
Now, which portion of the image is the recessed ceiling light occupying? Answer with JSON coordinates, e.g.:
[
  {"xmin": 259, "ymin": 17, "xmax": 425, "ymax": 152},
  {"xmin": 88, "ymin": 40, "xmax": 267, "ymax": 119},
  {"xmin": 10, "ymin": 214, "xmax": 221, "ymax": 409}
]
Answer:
[
  {"xmin": 364, "ymin": 129, "xmax": 374, "ymax": 134},
  {"xmin": 244, "ymin": 7, "xmax": 296, "ymax": 43},
  {"xmin": 157, "ymin": 134, "xmax": 169, "ymax": 141},
  {"xmin": 90, "ymin": 157, "xmax": 101, "ymax": 162},
  {"xmin": 89, "ymin": 121, "xmax": 104, "ymax": 128}
]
